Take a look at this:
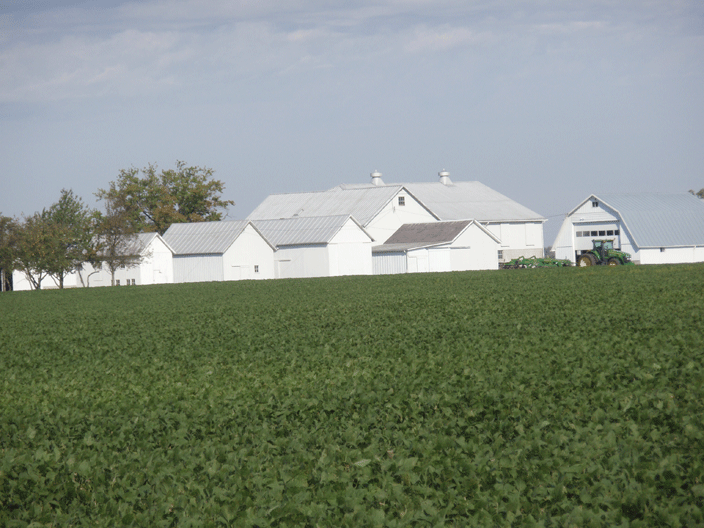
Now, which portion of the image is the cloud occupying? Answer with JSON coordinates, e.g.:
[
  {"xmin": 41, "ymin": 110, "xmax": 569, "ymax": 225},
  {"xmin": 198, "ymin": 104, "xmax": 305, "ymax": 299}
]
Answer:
[{"xmin": 404, "ymin": 25, "xmax": 489, "ymax": 52}]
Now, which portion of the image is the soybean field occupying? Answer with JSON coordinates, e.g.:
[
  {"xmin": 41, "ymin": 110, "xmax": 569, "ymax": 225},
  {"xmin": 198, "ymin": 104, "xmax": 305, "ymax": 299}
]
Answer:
[{"xmin": 1, "ymin": 264, "xmax": 703, "ymax": 527}]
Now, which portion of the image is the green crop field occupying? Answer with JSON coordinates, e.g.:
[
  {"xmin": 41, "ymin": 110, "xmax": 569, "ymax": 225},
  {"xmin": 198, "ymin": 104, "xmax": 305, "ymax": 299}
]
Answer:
[{"xmin": 1, "ymin": 264, "xmax": 703, "ymax": 527}]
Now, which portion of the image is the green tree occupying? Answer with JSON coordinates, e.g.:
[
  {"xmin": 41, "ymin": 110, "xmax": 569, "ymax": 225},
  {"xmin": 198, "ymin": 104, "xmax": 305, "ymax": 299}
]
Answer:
[
  {"xmin": 14, "ymin": 210, "xmax": 56, "ymax": 290},
  {"xmin": 0, "ymin": 214, "xmax": 19, "ymax": 291},
  {"xmin": 45, "ymin": 189, "xmax": 94, "ymax": 289},
  {"xmin": 90, "ymin": 197, "xmax": 143, "ymax": 287},
  {"xmin": 96, "ymin": 161, "xmax": 235, "ymax": 235},
  {"xmin": 689, "ymin": 188, "xmax": 704, "ymax": 199}
]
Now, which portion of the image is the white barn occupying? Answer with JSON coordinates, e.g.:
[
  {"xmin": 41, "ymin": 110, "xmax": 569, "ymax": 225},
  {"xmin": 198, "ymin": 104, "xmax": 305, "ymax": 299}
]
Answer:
[
  {"xmin": 552, "ymin": 193, "xmax": 704, "ymax": 265},
  {"xmin": 248, "ymin": 181, "xmax": 438, "ymax": 244},
  {"xmin": 13, "ymin": 232, "xmax": 173, "ymax": 290},
  {"xmin": 249, "ymin": 171, "xmax": 545, "ymax": 263},
  {"xmin": 372, "ymin": 220, "xmax": 500, "ymax": 274},
  {"xmin": 163, "ymin": 221, "xmax": 275, "ymax": 283},
  {"xmin": 252, "ymin": 215, "xmax": 374, "ymax": 279}
]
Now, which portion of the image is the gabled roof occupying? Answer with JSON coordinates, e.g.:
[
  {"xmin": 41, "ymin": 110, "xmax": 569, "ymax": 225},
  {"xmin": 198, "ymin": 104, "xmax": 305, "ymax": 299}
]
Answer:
[
  {"xmin": 97, "ymin": 232, "xmax": 171, "ymax": 257},
  {"xmin": 334, "ymin": 181, "xmax": 544, "ymax": 222},
  {"xmin": 574, "ymin": 193, "xmax": 704, "ymax": 248},
  {"xmin": 163, "ymin": 220, "xmax": 272, "ymax": 255},
  {"xmin": 252, "ymin": 215, "xmax": 372, "ymax": 247},
  {"xmin": 247, "ymin": 185, "xmax": 438, "ymax": 226},
  {"xmin": 372, "ymin": 219, "xmax": 500, "ymax": 253}
]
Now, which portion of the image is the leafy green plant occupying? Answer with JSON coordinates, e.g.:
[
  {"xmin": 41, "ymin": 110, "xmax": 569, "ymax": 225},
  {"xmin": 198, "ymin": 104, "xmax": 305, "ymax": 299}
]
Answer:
[{"xmin": 1, "ymin": 264, "xmax": 703, "ymax": 526}]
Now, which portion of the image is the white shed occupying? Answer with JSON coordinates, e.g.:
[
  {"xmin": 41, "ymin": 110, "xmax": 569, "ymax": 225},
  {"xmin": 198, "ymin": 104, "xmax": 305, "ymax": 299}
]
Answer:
[
  {"xmin": 163, "ymin": 221, "xmax": 275, "ymax": 283},
  {"xmin": 252, "ymin": 215, "xmax": 374, "ymax": 279},
  {"xmin": 552, "ymin": 193, "xmax": 704, "ymax": 264},
  {"xmin": 372, "ymin": 220, "xmax": 500, "ymax": 274}
]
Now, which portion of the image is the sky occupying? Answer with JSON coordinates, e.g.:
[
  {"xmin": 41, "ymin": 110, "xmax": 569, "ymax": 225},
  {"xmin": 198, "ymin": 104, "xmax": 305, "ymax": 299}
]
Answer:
[{"xmin": 1, "ymin": 0, "xmax": 703, "ymax": 245}]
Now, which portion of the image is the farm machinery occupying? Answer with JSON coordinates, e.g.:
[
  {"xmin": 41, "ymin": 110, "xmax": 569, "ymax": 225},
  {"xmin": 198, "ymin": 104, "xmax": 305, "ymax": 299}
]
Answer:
[
  {"xmin": 577, "ymin": 239, "xmax": 633, "ymax": 266},
  {"xmin": 501, "ymin": 255, "xmax": 572, "ymax": 269}
]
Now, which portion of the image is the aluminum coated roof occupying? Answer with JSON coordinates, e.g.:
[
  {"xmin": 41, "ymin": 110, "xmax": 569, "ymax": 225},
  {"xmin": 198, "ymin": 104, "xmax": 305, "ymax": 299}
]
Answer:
[
  {"xmin": 162, "ymin": 220, "xmax": 250, "ymax": 255},
  {"xmin": 334, "ymin": 181, "xmax": 544, "ymax": 221},
  {"xmin": 97, "ymin": 232, "xmax": 165, "ymax": 257},
  {"xmin": 593, "ymin": 193, "xmax": 704, "ymax": 248},
  {"xmin": 252, "ymin": 215, "xmax": 371, "ymax": 247},
  {"xmin": 247, "ymin": 185, "xmax": 424, "ymax": 226}
]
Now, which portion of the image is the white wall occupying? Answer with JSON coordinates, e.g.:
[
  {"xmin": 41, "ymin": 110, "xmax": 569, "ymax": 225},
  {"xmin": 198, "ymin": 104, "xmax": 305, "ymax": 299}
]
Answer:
[
  {"xmin": 173, "ymin": 254, "xmax": 224, "ymax": 283},
  {"xmin": 274, "ymin": 245, "xmax": 329, "ymax": 279},
  {"xmin": 365, "ymin": 191, "xmax": 437, "ymax": 244},
  {"xmin": 222, "ymin": 224, "xmax": 275, "ymax": 281},
  {"xmin": 451, "ymin": 223, "xmax": 500, "ymax": 270},
  {"xmin": 486, "ymin": 222, "xmax": 544, "ymax": 261},
  {"xmin": 327, "ymin": 218, "xmax": 373, "ymax": 276},
  {"xmin": 373, "ymin": 252, "xmax": 407, "ymax": 274}
]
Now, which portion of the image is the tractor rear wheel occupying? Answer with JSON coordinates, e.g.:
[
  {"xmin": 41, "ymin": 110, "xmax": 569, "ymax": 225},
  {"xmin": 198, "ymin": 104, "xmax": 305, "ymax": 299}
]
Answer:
[
  {"xmin": 608, "ymin": 257, "xmax": 621, "ymax": 266},
  {"xmin": 578, "ymin": 254, "xmax": 596, "ymax": 267}
]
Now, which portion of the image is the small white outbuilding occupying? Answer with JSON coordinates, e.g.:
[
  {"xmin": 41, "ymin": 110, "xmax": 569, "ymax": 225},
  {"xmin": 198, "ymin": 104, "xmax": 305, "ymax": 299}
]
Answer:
[
  {"xmin": 552, "ymin": 193, "xmax": 704, "ymax": 264},
  {"xmin": 12, "ymin": 232, "xmax": 174, "ymax": 290},
  {"xmin": 372, "ymin": 220, "xmax": 501, "ymax": 274},
  {"xmin": 252, "ymin": 215, "xmax": 374, "ymax": 279},
  {"xmin": 163, "ymin": 221, "xmax": 275, "ymax": 283}
]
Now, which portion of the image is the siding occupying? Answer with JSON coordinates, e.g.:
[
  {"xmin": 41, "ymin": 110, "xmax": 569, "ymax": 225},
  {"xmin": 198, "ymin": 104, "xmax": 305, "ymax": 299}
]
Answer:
[{"xmin": 173, "ymin": 254, "xmax": 224, "ymax": 283}]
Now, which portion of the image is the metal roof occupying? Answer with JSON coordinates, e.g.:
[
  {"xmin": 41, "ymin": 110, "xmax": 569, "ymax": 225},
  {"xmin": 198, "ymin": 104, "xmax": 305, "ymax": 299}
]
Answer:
[
  {"xmin": 334, "ymin": 181, "xmax": 544, "ymax": 222},
  {"xmin": 247, "ymin": 185, "xmax": 416, "ymax": 226},
  {"xmin": 400, "ymin": 181, "xmax": 545, "ymax": 222},
  {"xmin": 162, "ymin": 220, "xmax": 249, "ymax": 255},
  {"xmin": 594, "ymin": 193, "xmax": 704, "ymax": 248},
  {"xmin": 96, "ymin": 232, "xmax": 168, "ymax": 257},
  {"xmin": 252, "ymin": 215, "xmax": 370, "ymax": 247}
]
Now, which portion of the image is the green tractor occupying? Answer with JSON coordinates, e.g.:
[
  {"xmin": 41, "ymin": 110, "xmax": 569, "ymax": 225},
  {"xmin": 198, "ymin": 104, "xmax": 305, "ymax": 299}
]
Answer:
[{"xmin": 577, "ymin": 239, "xmax": 633, "ymax": 267}]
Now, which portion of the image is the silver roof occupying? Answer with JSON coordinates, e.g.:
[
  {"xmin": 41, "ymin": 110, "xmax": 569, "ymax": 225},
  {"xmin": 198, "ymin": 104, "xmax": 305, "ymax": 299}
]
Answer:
[
  {"xmin": 162, "ymin": 220, "xmax": 249, "ymax": 255},
  {"xmin": 247, "ymin": 185, "xmax": 422, "ymax": 226},
  {"xmin": 335, "ymin": 181, "xmax": 544, "ymax": 221},
  {"xmin": 400, "ymin": 181, "xmax": 544, "ymax": 222},
  {"xmin": 593, "ymin": 193, "xmax": 704, "ymax": 247},
  {"xmin": 97, "ymin": 232, "xmax": 165, "ymax": 257},
  {"xmin": 252, "ymin": 215, "xmax": 370, "ymax": 247}
]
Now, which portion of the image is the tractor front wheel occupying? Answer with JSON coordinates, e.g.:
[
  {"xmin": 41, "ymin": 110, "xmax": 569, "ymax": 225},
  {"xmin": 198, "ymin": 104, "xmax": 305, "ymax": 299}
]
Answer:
[
  {"xmin": 608, "ymin": 257, "xmax": 621, "ymax": 266},
  {"xmin": 578, "ymin": 254, "xmax": 596, "ymax": 267}
]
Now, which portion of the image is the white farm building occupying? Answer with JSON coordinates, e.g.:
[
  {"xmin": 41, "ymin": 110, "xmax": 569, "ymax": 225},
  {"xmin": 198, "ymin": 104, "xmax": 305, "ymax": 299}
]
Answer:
[
  {"xmin": 252, "ymin": 215, "xmax": 374, "ymax": 279},
  {"xmin": 163, "ymin": 221, "xmax": 275, "ymax": 283},
  {"xmin": 249, "ymin": 171, "xmax": 546, "ymax": 264},
  {"xmin": 552, "ymin": 193, "xmax": 704, "ymax": 265},
  {"xmin": 372, "ymin": 220, "xmax": 501, "ymax": 274}
]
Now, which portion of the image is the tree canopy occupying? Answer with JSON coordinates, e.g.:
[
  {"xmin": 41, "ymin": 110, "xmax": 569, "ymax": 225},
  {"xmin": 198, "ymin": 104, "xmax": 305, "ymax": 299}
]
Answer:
[
  {"xmin": 690, "ymin": 188, "xmax": 704, "ymax": 199},
  {"xmin": 96, "ymin": 161, "xmax": 234, "ymax": 235}
]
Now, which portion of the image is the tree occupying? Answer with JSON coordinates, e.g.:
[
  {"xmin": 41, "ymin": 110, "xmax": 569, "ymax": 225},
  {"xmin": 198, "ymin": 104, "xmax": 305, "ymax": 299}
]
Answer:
[
  {"xmin": 0, "ymin": 214, "xmax": 19, "ymax": 292},
  {"xmin": 14, "ymin": 210, "xmax": 56, "ymax": 290},
  {"xmin": 44, "ymin": 189, "xmax": 94, "ymax": 289},
  {"xmin": 96, "ymin": 161, "xmax": 235, "ymax": 235},
  {"xmin": 689, "ymin": 188, "xmax": 704, "ymax": 199},
  {"xmin": 90, "ymin": 197, "xmax": 143, "ymax": 287}
]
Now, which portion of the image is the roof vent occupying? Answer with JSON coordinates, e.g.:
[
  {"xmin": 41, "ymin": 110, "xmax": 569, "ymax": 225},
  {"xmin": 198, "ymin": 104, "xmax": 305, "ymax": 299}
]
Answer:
[
  {"xmin": 439, "ymin": 170, "xmax": 452, "ymax": 185},
  {"xmin": 371, "ymin": 170, "xmax": 384, "ymax": 186}
]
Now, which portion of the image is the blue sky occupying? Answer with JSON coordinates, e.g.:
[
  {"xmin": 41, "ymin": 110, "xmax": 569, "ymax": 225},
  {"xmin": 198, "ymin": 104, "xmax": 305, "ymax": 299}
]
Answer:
[{"xmin": 2, "ymin": 0, "xmax": 703, "ymax": 244}]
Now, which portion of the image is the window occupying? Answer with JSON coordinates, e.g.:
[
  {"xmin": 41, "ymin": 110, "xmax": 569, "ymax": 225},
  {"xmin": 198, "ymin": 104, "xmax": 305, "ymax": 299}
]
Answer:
[
  {"xmin": 592, "ymin": 201, "xmax": 599, "ymax": 208},
  {"xmin": 398, "ymin": 196, "xmax": 405, "ymax": 206},
  {"xmin": 607, "ymin": 230, "xmax": 614, "ymax": 236},
  {"xmin": 660, "ymin": 247, "xmax": 666, "ymax": 253},
  {"xmin": 591, "ymin": 231, "xmax": 597, "ymax": 237},
  {"xmin": 116, "ymin": 280, "xmax": 120, "ymax": 286},
  {"xmin": 615, "ymin": 230, "xmax": 620, "ymax": 235},
  {"xmin": 131, "ymin": 279, "xmax": 136, "ymax": 285},
  {"xmin": 599, "ymin": 231, "xmax": 605, "ymax": 236},
  {"xmin": 498, "ymin": 250, "xmax": 503, "ymax": 260},
  {"xmin": 254, "ymin": 265, "xmax": 259, "ymax": 273}
]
